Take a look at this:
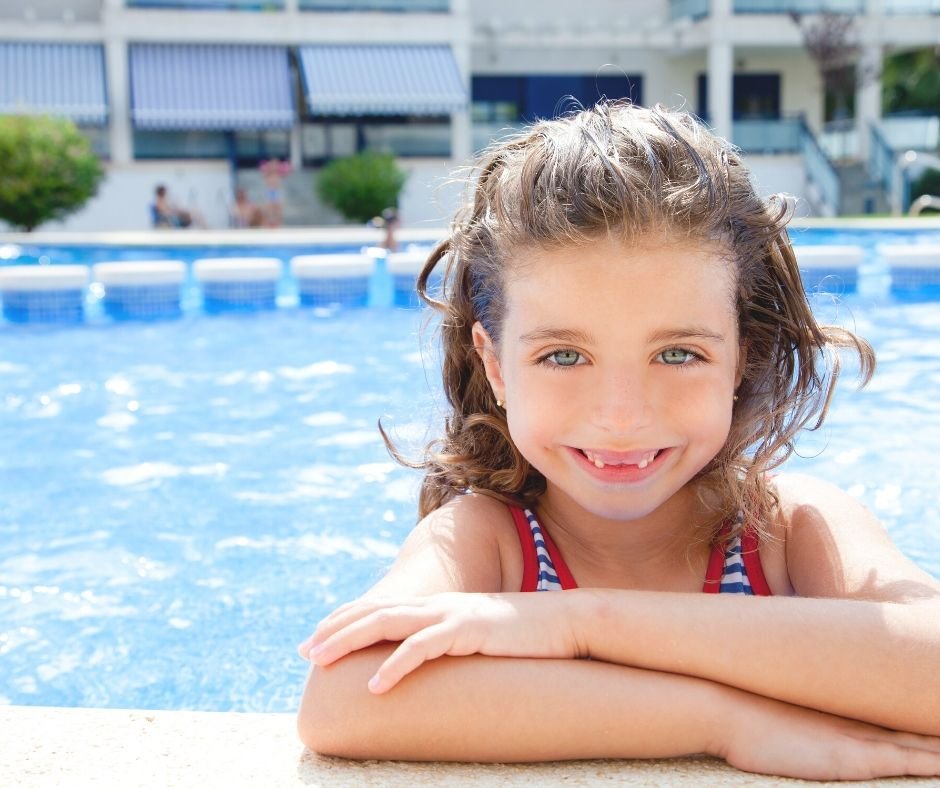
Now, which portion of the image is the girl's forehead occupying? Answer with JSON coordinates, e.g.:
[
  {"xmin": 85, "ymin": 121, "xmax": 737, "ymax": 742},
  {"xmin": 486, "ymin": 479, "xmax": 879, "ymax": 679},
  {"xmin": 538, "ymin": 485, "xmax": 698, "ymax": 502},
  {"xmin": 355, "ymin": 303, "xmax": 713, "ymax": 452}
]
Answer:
[{"xmin": 504, "ymin": 236, "xmax": 737, "ymax": 307}]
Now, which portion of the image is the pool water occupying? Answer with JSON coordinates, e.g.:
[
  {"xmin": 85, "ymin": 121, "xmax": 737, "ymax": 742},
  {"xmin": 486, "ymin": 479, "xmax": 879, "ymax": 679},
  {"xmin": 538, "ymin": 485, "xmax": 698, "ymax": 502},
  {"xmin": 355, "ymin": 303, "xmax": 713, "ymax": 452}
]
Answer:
[{"xmin": 1, "ymin": 294, "xmax": 938, "ymax": 712}]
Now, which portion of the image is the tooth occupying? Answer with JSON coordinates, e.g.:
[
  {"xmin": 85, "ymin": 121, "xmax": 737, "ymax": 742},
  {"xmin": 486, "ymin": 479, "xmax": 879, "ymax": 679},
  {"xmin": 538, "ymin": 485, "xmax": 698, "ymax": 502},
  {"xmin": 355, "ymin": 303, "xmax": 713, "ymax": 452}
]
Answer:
[
  {"xmin": 594, "ymin": 457, "xmax": 605, "ymax": 469},
  {"xmin": 638, "ymin": 458, "xmax": 649, "ymax": 469}
]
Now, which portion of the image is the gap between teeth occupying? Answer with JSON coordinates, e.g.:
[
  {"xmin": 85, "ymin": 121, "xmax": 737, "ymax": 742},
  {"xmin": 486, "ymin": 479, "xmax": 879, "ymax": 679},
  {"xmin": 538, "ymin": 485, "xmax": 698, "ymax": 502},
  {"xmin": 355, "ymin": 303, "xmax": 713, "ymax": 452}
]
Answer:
[{"xmin": 584, "ymin": 450, "xmax": 657, "ymax": 470}]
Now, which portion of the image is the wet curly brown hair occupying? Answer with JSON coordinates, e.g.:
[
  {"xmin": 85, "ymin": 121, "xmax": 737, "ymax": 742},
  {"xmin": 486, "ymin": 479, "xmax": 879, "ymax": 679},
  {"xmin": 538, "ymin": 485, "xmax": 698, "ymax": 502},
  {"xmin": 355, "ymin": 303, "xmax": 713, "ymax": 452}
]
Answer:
[{"xmin": 388, "ymin": 101, "xmax": 874, "ymax": 543}]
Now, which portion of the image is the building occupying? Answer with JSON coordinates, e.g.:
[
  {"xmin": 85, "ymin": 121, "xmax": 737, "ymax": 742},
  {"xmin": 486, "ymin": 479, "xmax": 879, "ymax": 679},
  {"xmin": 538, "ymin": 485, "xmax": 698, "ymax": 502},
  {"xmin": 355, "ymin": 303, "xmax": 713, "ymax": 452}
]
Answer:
[{"xmin": 1, "ymin": 0, "xmax": 938, "ymax": 229}]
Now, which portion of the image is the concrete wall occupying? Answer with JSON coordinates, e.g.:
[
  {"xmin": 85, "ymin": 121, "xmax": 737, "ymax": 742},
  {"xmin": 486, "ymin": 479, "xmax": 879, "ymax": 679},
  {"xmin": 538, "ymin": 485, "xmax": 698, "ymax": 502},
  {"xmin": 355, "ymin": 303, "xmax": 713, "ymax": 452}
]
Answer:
[
  {"xmin": 14, "ymin": 162, "xmax": 233, "ymax": 233},
  {"xmin": 1, "ymin": 158, "xmax": 462, "ymax": 233}
]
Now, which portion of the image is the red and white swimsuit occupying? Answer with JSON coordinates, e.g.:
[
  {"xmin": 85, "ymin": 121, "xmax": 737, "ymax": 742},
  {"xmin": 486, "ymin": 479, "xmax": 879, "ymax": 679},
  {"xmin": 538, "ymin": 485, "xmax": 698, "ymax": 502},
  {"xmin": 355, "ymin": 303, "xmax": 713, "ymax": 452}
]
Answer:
[{"xmin": 509, "ymin": 506, "xmax": 772, "ymax": 595}]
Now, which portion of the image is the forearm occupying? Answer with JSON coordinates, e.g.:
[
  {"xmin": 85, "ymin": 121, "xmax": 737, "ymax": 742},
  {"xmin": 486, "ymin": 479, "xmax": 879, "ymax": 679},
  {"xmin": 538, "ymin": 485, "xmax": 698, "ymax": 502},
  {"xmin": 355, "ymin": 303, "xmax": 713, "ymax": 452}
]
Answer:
[
  {"xmin": 577, "ymin": 590, "xmax": 940, "ymax": 735},
  {"xmin": 299, "ymin": 643, "xmax": 728, "ymax": 762}
]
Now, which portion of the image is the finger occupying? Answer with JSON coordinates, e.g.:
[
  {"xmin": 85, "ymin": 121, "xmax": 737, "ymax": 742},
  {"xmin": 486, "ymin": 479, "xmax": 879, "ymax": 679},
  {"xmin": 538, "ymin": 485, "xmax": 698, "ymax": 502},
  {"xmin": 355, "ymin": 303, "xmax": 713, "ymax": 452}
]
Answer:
[
  {"xmin": 868, "ymin": 729, "xmax": 940, "ymax": 755},
  {"xmin": 313, "ymin": 596, "xmax": 425, "ymax": 641},
  {"xmin": 309, "ymin": 606, "xmax": 436, "ymax": 665},
  {"xmin": 301, "ymin": 597, "xmax": 416, "ymax": 657},
  {"xmin": 367, "ymin": 622, "xmax": 459, "ymax": 694},
  {"xmin": 872, "ymin": 738, "xmax": 940, "ymax": 778}
]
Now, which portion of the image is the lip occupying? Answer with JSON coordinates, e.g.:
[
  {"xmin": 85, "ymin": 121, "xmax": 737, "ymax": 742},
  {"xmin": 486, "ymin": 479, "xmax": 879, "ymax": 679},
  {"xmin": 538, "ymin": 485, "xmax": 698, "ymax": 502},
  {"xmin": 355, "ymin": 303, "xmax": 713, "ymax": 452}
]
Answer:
[{"xmin": 567, "ymin": 445, "xmax": 671, "ymax": 484}]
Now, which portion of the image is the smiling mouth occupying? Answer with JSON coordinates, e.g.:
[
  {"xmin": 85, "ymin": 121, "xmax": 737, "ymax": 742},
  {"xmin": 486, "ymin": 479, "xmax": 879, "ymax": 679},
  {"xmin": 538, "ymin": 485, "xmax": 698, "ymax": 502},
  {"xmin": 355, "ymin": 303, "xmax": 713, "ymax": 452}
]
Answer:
[{"xmin": 579, "ymin": 448, "xmax": 662, "ymax": 470}]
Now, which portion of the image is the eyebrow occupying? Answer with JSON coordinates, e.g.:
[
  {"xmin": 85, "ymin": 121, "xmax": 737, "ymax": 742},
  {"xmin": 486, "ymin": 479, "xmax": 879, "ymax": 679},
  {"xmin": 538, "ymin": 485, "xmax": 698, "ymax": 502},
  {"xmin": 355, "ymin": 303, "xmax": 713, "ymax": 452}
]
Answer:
[
  {"xmin": 647, "ymin": 327, "xmax": 727, "ymax": 344},
  {"xmin": 518, "ymin": 327, "xmax": 596, "ymax": 346},
  {"xmin": 518, "ymin": 326, "xmax": 726, "ymax": 346}
]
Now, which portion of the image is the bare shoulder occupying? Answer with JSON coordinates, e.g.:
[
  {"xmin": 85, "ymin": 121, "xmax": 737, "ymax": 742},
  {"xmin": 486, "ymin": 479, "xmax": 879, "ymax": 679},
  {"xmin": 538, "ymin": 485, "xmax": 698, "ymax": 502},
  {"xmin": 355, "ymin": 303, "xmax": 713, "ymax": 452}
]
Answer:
[
  {"xmin": 771, "ymin": 472, "xmax": 940, "ymax": 603},
  {"xmin": 366, "ymin": 493, "xmax": 522, "ymax": 596}
]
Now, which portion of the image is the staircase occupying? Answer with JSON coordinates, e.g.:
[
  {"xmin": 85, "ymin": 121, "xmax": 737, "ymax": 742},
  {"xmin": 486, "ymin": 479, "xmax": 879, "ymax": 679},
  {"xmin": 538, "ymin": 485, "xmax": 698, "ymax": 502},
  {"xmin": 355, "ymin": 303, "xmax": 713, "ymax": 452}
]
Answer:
[
  {"xmin": 234, "ymin": 168, "xmax": 348, "ymax": 227},
  {"xmin": 834, "ymin": 162, "xmax": 890, "ymax": 216}
]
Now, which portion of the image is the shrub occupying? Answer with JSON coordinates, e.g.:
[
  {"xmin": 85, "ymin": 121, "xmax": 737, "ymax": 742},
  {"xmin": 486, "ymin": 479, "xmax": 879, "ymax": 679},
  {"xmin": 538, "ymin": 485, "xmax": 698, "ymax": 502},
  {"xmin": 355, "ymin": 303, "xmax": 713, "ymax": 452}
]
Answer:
[
  {"xmin": 0, "ymin": 115, "xmax": 104, "ymax": 232},
  {"xmin": 911, "ymin": 167, "xmax": 940, "ymax": 202},
  {"xmin": 316, "ymin": 151, "xmax": 407, "ymax": 224}
]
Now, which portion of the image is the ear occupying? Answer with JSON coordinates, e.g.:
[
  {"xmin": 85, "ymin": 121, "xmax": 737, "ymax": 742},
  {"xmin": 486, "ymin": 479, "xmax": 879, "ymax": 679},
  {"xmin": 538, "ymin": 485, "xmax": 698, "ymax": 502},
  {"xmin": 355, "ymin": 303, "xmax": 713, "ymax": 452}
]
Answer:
[{"xmin": 471, "ymin": 321, "xmax": 506, "ymax": 402}]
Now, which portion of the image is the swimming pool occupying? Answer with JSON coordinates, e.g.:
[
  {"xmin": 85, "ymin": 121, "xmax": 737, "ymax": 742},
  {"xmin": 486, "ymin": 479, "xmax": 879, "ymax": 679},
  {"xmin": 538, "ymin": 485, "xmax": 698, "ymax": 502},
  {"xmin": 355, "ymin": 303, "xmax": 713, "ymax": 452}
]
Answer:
[{"xmin": 1, "ymin": 228, "xmax": 939, "ymax": 713}]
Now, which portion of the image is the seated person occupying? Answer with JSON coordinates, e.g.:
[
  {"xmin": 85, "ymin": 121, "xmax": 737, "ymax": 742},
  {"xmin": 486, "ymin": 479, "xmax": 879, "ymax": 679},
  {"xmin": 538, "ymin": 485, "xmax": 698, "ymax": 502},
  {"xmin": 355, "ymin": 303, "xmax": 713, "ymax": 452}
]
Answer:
[{"xmin": 152, "ymin": 184, "xmax": 192, "ymax": 229}]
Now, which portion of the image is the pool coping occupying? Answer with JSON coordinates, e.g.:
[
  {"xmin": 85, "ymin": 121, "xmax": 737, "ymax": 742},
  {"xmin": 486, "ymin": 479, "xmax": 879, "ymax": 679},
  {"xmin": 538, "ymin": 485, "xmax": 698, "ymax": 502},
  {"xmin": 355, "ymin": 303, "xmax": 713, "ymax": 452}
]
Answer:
[
  {"xmin": 2, "ymin": 217, "xmax": 940, "ymax": 250},
  {"xmin": 0, "ymin": 227, "xmax": 447, "ymax": 248},
  {"xmin": 1, "ymin": 705, "xmax": 932, "ymax": 787}
]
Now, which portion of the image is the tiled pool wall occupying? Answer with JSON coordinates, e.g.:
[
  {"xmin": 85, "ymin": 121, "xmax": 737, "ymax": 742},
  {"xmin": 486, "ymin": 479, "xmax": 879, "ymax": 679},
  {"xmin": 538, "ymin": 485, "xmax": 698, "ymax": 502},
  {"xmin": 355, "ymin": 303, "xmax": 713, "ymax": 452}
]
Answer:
[
  {"xmin": 2, "ymin": 224, "xmax": 940, "ymax": 325},
  {"xmin": 0, "ymin": 243, "xmax": 439, "ymax": 324}
]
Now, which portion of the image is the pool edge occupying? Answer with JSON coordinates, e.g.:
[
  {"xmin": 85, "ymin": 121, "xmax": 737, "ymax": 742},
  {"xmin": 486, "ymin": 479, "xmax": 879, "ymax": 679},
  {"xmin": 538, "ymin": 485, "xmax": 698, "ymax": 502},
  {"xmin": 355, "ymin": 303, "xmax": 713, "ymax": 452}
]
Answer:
[{"xmin": 0, "ymin": 704, "xmax": 925, "ymax": 787}]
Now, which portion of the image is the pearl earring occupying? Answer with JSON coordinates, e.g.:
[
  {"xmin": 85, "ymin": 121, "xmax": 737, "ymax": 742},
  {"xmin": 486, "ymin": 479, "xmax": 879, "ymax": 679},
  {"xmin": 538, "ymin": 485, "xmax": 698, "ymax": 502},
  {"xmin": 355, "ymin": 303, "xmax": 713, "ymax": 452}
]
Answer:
[{"xmin": 496, "ymin": 399, "xmax": 504, "ymax": 408}]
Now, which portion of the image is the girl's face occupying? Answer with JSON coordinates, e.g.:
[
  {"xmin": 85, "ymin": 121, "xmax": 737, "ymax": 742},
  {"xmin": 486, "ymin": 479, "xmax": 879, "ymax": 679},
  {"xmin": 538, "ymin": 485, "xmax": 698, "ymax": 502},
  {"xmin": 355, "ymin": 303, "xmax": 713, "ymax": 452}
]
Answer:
[{"xmin": 473, "ymin": 235, "xmax": 742, "ymax": 523}]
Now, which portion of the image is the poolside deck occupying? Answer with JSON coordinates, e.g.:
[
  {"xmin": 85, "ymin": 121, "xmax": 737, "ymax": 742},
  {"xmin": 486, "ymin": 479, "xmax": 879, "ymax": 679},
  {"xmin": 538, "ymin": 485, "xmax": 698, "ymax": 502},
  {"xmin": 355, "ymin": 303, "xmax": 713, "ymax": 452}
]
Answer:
[{"xmin": 1, "ymin": 705, "xmax": 933, "ymax": 787}]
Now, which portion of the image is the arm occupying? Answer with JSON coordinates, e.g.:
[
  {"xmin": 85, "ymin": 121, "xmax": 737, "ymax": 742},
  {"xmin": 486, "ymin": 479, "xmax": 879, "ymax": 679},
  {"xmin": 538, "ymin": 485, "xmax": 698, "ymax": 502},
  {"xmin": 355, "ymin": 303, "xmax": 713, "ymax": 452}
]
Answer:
[
  {"xmin": 578, "ymin": 473, "xmax": 940, "ymax": 735},
  {"xmin": 300, "ymin": 644, "xmax": 725, "ymax": 762},
  {"xmin": 302, "ymin": 641, "xmax": 940, "ymax": 780},
  {"xmin": 309, "ymin": 477, "xmax": 940, "ymax": 736},
  {"xmin": 299, "ymin": 494, "xmax": 940, "ymax": 777}
]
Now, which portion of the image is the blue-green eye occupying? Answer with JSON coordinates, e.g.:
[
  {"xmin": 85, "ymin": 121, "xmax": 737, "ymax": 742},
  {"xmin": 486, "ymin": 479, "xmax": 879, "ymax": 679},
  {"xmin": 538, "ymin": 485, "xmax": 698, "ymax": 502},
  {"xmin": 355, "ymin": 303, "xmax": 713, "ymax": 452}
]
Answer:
[
  {"xmin": 660, "ymin": 348, "xmax": 696, "ymax": 365},
  {"xmin": 548, "ymin": 350, "xmax": 582, "ymax": 367}
]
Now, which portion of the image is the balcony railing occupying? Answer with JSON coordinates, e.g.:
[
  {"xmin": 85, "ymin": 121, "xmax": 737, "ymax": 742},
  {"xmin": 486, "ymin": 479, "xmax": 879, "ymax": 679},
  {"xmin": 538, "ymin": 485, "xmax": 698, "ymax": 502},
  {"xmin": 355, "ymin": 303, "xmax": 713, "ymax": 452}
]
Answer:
[
  {"xmin": 733, "ymin": 117, "xmax": 802, "ymax": 153},
  {"xmin": 299, "ymin": 0, "xmax": 449, "ymax": 10},
  {"xmin": 869, "ymin": 123, "xmax": 896, "ymax": 196},
  {"xmin": 126, "ymin": 0, "xmax": 285, "ymax": 9},
  {"xmin": 670, "ymin": 0, "xmax": 938, "ymax": 15},
  {"xmin": 670, "ymin": 0, "xmax": 709, "ymax": 18},
  {"xmin": 882, "ymin": 0, "xmax": 940, "ymax": 12},
  {"xmin": 798, "ymin": 116, "xmax": 841, "ymax": 215},
  {"xmin": 734, "ymin": 0, "xmax": 863, "ymax": 12}
]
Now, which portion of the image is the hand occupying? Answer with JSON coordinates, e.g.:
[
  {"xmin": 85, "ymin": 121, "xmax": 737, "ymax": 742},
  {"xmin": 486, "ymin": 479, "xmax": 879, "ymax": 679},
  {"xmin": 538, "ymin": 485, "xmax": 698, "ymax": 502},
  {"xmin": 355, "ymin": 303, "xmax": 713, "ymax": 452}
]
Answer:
[
  {"xmin": 716, "ymin": 691, "xmax": 940, "ymax": 780},
  {"xmin": 297, "ymin": 591, "xmax": 585, "ymax": 693}
]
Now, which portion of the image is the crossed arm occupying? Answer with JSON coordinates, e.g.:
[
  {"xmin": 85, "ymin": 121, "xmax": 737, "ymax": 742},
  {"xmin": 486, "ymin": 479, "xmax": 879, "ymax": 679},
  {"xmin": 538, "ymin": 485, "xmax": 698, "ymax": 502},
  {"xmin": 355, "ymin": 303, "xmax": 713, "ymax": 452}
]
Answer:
[{"xmin": 297, "ymin": 477, "xmax": 940, "ymax": 778}]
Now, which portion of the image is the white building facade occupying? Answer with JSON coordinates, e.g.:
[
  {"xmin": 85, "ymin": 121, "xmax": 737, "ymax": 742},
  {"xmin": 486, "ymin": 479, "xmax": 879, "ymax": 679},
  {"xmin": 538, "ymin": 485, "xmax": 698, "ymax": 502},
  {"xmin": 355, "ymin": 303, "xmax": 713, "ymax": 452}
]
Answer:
[{"xmin": 1, "ymin": 0, "xmax": 938, "ymax": 229}]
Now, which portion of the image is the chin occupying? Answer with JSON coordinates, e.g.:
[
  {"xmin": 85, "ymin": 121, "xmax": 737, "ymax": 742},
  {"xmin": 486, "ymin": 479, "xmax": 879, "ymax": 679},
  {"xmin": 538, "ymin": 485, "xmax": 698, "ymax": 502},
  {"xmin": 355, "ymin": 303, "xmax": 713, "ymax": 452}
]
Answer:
[{"xmin": 576, "ymin": 496, "xmax": 667, "ymax": 522}]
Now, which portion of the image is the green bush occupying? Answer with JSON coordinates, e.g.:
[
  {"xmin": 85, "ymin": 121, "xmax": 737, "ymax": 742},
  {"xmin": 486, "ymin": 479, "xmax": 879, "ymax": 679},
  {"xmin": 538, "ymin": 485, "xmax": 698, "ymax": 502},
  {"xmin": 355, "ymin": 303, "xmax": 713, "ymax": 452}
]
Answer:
[
  {"xmin": 316, "ymin": 151, "xmax": 407, "ymax": 224},
  {"xmin": 911, "ymin": 168, "xmax": 940, "ymax": 202},
  {"xmin": 0, "ymin": 115, "xmax": 103, "ymax": 231}
]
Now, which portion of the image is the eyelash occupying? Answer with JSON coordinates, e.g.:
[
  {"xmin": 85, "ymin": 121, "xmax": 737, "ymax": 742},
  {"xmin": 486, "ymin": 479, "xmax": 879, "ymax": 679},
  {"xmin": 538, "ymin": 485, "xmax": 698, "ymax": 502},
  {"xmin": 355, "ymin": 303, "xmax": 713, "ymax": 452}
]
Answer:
[{"xmin": 535, "ymin": 347, "xmax": 706, "ymax": 369}]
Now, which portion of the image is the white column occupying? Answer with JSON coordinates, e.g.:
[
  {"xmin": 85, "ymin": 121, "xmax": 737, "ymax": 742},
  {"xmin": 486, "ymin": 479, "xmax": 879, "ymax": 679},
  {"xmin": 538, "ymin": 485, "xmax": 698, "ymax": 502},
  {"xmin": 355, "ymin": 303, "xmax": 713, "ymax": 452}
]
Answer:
[
  {"xmin": 105, "ymin": 37, "xmax": 132, "ymax": 165},
  {"xmin": 289, "ymin": 124, "xmax": 303, "ymax": 170},
  {"xmin": 284, "ymin": 0, "xmax": 299, "ymax": 10},
  {"xmin": 449, "ymin": 0, "xmax": 473, "ymax": 164},
  {"xmin": 707, "ymin": 42, "xmax": 733, "ymax": 144},
  {"xmin": 707, "ymin": 0, "xmax": 733, "ymax": 144},
  {"xmin": 855, "ymin": 0, "xmax": 883, "ymax": 163},
  {"xmin": 855, "ymin": 45, "xmax": 883, "ymax": 162}
]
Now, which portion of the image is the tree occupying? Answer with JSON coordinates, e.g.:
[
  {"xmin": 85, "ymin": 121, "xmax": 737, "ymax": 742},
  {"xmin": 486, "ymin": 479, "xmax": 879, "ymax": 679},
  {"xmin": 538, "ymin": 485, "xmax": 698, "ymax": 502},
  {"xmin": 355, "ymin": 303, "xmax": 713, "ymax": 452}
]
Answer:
[
  {"xmin": 882, "ymin": 48, "xmax": 940, "ymax": 117},
  {"xmin": 0, "ymin": 115, "xmax": 104, "ymax": 231},
  {"xmin": 790, "ymin": 12, "xmax": 878, "ymax": 122},
  {"xmin": 316, "ymin": 151, "xmax": 407, "ymax": 224}
]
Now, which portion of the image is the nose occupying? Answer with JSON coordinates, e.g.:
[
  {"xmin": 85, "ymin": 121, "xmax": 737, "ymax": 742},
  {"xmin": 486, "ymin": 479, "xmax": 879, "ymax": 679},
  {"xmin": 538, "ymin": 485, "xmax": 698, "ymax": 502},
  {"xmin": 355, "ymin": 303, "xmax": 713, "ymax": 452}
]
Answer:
[{"xmin": 587, "ymin": 369, "xmax": 655, "ymax": 435}]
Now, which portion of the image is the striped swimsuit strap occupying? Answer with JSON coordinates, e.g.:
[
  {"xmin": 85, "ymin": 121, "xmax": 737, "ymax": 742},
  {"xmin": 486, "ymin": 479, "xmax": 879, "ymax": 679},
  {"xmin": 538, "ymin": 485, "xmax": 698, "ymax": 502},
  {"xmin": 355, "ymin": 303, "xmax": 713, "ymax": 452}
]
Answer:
[{"xmin": 509, "ymin": 505, "xmax": 772, "ymax": 595}]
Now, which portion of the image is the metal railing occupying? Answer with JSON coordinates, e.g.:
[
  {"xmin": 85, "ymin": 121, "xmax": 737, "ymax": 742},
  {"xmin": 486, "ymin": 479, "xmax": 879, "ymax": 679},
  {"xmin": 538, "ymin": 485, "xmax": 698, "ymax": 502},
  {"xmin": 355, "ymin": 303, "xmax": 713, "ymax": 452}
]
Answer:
[
  {"xmin": 126, "ymin": 0, "xmax": 285, "ymax": 8},
  {"xmin": 299, "ymin": 0, "xmax": 449, "ymax": 10},
  {"xmin": 734, "ymin": 0, "xmax": 863, "ymax": 10},
  {"xmin": 669, "ymin": 0, "xmax": 938, "ymax": 15},
  {"xmin": 882, "ymin": 0, "xmax": 940, "ymax": 12},
  {"xmin": 733, "ymin": 117, "xmax": 802, "ymax": 153},
  {"xmin": 669, "ymin": 0, "xmax": 709, "ymax": 18},
  {"xmin": 798, "ymin": 115, "xmax": 841, "ymax": 215},
  {"xmin": 869, "ymin": 123, "xmax": 898, "ymax": 196}
]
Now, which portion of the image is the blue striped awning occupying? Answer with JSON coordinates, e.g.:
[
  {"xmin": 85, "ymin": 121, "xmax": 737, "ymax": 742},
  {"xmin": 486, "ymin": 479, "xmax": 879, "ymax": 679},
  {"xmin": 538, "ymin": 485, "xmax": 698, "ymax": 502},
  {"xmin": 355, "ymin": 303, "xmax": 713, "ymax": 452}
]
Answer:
[
  {"xmin": 0, "ymin": 43, "xmax": 108, "ymax": 126},
  {"xmin": 129, "ymin": 44, "xmax": 295, "ymax": 130},
  {"xmin": 298, "ymin": 45, "xmax": 467, "ymax": 116}
]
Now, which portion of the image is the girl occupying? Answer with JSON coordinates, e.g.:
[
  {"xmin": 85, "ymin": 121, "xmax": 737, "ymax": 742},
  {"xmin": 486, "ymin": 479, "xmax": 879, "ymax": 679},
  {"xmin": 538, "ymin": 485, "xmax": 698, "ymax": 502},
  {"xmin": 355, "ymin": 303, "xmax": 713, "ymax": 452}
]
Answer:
[{"xmin": 296, "ymin": 103, "xmax": 940, "ymax": 780}]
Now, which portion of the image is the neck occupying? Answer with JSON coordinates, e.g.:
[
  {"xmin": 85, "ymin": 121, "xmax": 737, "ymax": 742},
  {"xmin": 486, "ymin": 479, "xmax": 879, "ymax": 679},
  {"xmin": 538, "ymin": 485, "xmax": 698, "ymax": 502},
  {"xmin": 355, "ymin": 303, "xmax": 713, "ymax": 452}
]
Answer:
[{"xmin": 534, "ymin": 483, "xmax": 712, "ymax": 588}]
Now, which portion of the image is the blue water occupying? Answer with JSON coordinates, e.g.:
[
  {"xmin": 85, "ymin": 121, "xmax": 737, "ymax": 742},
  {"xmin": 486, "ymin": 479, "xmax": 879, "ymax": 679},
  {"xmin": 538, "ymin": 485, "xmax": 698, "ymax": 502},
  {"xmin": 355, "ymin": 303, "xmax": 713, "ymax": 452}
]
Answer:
[{"xmin": 1, "ymin": 232, "xmax": 939, "ymax": 712}]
